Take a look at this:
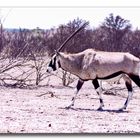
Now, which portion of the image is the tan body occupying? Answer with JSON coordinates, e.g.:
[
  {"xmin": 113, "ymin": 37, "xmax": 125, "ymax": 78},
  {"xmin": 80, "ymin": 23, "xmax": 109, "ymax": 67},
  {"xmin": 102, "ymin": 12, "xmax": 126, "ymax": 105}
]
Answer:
[
  {"xmin": 46, "ymin": 48, "xmax": 140, "ymax": 111},
  {"xmin": 58, "ymin": 49, "xmax": 140, "ymax": 80},
  {"xmin": 46, "ymin": 23, "xmax": 140, "ymax": 111}
]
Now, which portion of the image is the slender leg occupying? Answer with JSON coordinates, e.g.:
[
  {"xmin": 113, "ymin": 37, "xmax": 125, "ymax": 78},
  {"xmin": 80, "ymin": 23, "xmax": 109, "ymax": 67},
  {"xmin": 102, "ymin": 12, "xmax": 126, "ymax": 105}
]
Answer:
[
  {"xmin": 66, "ymin": 79, "xmax": 84, "ymax": 109},
  {"xmin": 92, "ymin": 79, "xmax": 104, "ymax": 110},
  {"xmin": 119, "ymin": 75, "xmax": 133, "ymax": 111}
]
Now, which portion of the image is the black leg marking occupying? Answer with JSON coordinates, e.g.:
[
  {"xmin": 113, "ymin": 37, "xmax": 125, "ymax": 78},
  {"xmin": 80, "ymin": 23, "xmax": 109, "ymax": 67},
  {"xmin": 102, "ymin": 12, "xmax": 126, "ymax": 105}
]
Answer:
[
  {"xmin": 124, "ymin": 81, "xmax": 133, "ymax": 108},
  {"xmin": 119, "ymin": 75, "xmax": 133, "ymax": 111},
  {"xmin": 66, "ymin": 79, "xmax": 84, "ymax": 109},
  {"xmin": 99, "ymin": 98, "xmax": 103, "ymax": 104},
  {"xmin": 92, "ymin": 79, "xmax": 99, "ymax": 89},
  {"xmin": 129, "ymin": 74, "xmax": 140, "ymax": 87},
  {"xmin": 125, "ymin": 81, "xmax": 132, "ymax": 92},
  {"xmin": 92, "ymin": 79, "xmax": 104, "ymax": 110},
  {"xmin": 76, "ymin": 79, "xmax": 84, "ymax": 91}
]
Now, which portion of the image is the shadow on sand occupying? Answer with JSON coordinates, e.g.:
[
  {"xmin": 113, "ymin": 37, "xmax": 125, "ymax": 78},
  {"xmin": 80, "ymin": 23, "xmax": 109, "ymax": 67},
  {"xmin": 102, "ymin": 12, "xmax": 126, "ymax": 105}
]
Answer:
[{"xmin": 59, "ymin": 107, "xmax": 129, "ymax": 113}]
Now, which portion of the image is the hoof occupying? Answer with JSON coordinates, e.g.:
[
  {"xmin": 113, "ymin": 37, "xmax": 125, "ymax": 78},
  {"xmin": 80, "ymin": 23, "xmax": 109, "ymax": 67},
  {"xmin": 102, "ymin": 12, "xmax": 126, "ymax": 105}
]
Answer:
[
  {"xmin": 65, "ymin": 104, "xmax": 74, "ymax": 109},
  {"xmin": 65, "ymin": 106, "xmax": 71, "ymax": 110},
  {"xmin": 118, "ymin": 107, "xmax": 126, "ymax": 112},
  {"xmin": 97, "ymin": 107, "xmax": 103, "ymax": 111},
  {"xmin": 71, "ymin": 97, "xmax": 74, "ymax": 101}
]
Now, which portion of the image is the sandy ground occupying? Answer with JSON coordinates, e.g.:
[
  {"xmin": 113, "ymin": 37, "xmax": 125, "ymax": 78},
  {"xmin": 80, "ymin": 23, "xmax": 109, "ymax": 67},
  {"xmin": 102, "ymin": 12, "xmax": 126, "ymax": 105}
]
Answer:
[{"xmin": 0, "ymin": 79, "xmax": 140, "ymax": 134}]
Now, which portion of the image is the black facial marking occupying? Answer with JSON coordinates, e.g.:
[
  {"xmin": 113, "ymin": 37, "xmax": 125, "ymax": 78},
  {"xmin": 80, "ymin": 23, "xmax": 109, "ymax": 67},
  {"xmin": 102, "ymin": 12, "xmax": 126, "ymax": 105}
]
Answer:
[{"xmin": 49, "ymin": 57, "xmax": 57, "ymax": 71}]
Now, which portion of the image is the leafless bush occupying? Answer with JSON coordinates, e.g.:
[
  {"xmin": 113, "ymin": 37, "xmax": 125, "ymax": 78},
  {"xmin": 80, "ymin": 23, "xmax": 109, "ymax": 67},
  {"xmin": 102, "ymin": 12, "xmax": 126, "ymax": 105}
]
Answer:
[
  {"xmin": 28, "ymin": 47, "xmax": 50, "ymax": 86},
  {"xmin": 0, "ymin": 15, "xmax": 140, "ymax": 88},
  {"xmin": 61, "ymin": 70, "xmax": 77, "ymax": 86}
]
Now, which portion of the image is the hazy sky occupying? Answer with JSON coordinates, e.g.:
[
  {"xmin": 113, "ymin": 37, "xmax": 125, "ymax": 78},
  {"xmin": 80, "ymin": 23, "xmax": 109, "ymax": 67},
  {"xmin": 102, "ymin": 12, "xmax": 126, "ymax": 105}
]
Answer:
[{"xmin": 1, "ymin": 7, "xmax": 140, "ymax": 29}]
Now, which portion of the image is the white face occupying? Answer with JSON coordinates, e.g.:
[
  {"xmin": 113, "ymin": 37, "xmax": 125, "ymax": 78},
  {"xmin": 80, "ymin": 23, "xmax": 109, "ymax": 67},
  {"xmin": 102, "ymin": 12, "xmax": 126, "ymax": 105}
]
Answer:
[{"xmin": 46, "ymin": 55, "xmax": 60, "ymax": 73}]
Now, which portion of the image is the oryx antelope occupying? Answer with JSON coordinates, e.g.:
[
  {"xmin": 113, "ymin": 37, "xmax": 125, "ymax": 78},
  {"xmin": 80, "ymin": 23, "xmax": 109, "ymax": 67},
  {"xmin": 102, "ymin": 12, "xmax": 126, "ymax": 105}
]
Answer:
[{"xmin": 46, "ymin": 23, "xmax": 140, "ymax": 111}]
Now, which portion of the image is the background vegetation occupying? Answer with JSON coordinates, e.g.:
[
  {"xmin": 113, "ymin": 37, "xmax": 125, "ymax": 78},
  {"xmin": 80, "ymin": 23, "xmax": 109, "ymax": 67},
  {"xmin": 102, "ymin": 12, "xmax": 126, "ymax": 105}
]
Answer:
[{"xmin": 0, "ymin": 13, "xmax": 140, "ymax": 87}]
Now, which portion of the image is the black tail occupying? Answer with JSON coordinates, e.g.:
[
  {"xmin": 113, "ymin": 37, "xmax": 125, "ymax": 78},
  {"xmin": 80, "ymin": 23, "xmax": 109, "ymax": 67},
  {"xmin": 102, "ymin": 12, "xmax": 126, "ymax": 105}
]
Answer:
[{"xmin": 129, "ymin": 74, "xmax": 140, "ymax": 87}]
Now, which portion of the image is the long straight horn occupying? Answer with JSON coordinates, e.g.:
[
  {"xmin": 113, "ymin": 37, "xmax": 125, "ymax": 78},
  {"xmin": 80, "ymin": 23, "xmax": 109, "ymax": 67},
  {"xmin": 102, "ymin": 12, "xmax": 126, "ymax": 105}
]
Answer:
[{"xmin": 57, "ymin": 22, "xmax": 89, "ymax": 52}]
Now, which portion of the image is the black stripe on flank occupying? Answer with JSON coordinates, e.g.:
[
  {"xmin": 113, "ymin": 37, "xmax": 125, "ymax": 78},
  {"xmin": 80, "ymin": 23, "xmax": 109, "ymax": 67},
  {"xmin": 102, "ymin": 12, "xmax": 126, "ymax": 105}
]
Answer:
[{"xmin": 98, "ymin": 71, "xmax": 124, "ymax": 80}]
